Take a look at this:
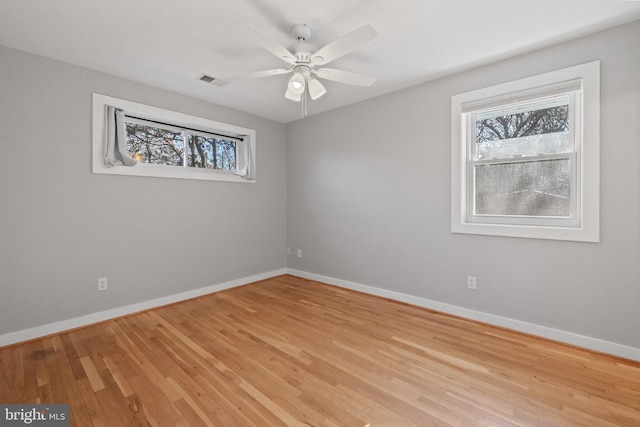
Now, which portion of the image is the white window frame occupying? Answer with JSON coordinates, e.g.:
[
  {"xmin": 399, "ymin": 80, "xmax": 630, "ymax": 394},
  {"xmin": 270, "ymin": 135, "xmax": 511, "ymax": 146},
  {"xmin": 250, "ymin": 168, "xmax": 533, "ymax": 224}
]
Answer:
[
  {"xmin": 451, "ymin": 61, "xmax": 600, "ymax": 242},
  {"xmin": 92, "ymin": 93, "xmax": 256, "ymax": 183},
  {"xmin": 467, "ymin": 92, "xmax": 580, "ymax": 227}
]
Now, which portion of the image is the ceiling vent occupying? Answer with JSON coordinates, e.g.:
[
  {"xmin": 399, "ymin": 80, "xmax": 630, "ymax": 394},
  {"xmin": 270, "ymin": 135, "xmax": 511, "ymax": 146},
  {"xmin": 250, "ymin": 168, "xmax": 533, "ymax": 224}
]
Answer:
[
  {"xmin": 197, "ymin": 74, "xmax": 228, "ymax": 87},
  {"xmin": 199, "ymin": 74, "xmax": 215, "ymax": 83}
]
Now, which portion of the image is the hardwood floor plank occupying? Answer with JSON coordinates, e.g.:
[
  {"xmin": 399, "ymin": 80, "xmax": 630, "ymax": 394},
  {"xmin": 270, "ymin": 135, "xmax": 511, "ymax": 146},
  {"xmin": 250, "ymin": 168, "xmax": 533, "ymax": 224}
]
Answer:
[
  {"xmin": 22, "ymin": 341, "xmax": 41, "ymax": 402},
  {"xmin": 80, "ymin": 356, "xmax": 106, "ymax": 392},
  {"xmin": 1, "ymin": 275, "xmax": 639, "ymax": 426}
]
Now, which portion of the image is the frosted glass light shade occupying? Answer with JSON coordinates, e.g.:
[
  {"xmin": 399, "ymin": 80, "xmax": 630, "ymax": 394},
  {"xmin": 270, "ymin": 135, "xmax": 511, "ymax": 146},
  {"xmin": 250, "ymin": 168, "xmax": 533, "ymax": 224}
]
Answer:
[
  {"xmin": 308, "ymin": 78, "xmax": 326, "ymax": 100},
  {"xmin": 288, "ymin": 73, "xmax": 306, "ymax": 94}
]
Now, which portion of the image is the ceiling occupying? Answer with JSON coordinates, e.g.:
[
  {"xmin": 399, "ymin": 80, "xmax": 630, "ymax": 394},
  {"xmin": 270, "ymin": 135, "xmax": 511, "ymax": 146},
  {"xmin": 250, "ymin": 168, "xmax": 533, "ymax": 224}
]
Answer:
[{"xmin": 2, "ymin": 1, "xmax": 640, "ymax": 123}]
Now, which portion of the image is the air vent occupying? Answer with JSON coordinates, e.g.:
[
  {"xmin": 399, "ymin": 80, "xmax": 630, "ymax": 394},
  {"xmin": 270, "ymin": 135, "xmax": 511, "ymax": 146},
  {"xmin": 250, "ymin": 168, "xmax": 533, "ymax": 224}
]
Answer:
[
  {"xmin": 197, "ymin": 74, "xmax": 229, "ymax": 87},
  {"xmin": 199, "ymin": 74, "xmax": 216, "ymax": 83}
]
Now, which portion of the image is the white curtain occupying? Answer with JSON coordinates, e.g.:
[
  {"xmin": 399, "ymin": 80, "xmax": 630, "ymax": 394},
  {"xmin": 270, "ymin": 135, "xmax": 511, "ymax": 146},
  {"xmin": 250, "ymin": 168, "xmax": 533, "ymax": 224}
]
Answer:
[
  {"xmin": 104, "ymin": 105, "xmax": 137, "ymax": 167},
  {"xmin": 234, "ymin": 138, "xmax": 254, "ymax": 179}
]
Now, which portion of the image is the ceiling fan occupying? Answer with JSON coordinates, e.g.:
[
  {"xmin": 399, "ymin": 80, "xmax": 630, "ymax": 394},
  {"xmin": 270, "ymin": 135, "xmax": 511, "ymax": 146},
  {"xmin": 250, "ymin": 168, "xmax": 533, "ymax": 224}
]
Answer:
[{"xmin": 230, "ymin": 22, "xmax": 377, "ymax": 105}]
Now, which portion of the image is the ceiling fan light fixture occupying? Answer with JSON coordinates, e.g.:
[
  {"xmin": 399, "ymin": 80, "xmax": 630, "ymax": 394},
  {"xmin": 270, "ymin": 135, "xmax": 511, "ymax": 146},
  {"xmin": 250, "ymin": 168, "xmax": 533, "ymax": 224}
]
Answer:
[
  {"xmin": 308, "ymin": 78, "xmax": 326, "ymax": 100},
  {"xmin": 288, "ymin": 72, "xmax": 306, "ymax": 94},
  {"xmin": 285, "ymin": 87, "xmax": 302, "ymax": 102}
]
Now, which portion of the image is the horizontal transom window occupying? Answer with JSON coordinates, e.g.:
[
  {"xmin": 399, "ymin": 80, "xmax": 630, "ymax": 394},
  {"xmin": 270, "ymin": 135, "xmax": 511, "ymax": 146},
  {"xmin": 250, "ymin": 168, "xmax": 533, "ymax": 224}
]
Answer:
[
  {"xmin": 92, "ymin": 93, "xmax": 256, "ymax": 183},
  {"xmin": 124, "ymin": 116, "xmax": 238, "ymax": 172}
]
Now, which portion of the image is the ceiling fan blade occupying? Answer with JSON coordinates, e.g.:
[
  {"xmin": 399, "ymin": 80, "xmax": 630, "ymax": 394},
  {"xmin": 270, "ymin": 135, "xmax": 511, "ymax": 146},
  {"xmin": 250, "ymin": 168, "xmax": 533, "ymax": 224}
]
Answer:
[
  {"xmin": 311, "ymin": 25, "xmax": 377, "ymax": 66},
  {"xmin": 314, "ymin": 68, "xmax": 376, "ymax": 87},
  {"xmin": 236, "ymin": 22, "xmax": 295, "ymax": 65},
  {"xmin": 227, "ymin": 68, "xmax": 292, "ymax": 82},
  {"xmin": 285, "ymin": 87, "xmax": 302, "ymax": 102}
]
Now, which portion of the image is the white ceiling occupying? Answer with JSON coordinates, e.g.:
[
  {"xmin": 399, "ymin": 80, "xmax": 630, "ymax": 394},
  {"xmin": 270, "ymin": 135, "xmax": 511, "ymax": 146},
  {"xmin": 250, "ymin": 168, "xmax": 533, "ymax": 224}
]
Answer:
[{"xmin": 2, "ymin": 0, "xmax": 640, "ymax": 123}]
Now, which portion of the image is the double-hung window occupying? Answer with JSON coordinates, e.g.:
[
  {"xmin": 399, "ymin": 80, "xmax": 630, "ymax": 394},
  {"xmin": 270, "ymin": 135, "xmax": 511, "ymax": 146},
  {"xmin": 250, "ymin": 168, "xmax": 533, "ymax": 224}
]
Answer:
[{"xmin": 451, "ymin": 61, "xmax": 600, "ymax": 242}]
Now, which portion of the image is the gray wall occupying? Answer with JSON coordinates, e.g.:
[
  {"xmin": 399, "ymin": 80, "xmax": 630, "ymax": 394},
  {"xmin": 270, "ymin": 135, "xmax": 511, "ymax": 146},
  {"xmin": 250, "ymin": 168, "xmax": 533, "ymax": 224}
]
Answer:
[
  {"xmin": 2, "ymin": 20, "xmax": 639, "ymax": 351},
  {"xmin": 0, "ymin": 46, "xmax": 287, "ymax": 334},
  {"xmin": 286, "ymin": 20, "xmax": 640, "ymax": 348}
]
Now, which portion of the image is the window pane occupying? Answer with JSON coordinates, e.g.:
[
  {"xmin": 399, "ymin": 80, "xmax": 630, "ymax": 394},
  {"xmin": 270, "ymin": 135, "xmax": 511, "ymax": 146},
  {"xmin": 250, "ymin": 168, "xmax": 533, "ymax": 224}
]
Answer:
[
  {"xmin": 126, "ymin": 123, "xmax": 184, "ymax": 166},
  {"xmin": 215, "ymin": 139, "xmax": 236, "ymax": 171},
  {"xmin": 187, "ymin": 135, "xmax": 236, "ymax": 171},
  {"xmin": 474, "ymin": 159, "xmax": 571, "ymax": 217},
  {"xmin": 475, "ymin": 97, "xmax": 570, "ymax": 160}
]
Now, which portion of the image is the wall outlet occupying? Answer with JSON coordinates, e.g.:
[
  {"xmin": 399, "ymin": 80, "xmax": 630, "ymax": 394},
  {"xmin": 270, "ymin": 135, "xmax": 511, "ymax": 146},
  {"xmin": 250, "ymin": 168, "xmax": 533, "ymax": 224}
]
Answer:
[
  {"xmin": 467, "ymin": 276, "xmax": 477, "ymax": 290},
  {"xmin": 286, "ymin": 246, "xmax": 291, "ymax": 255},
  {"xmin": 297, "ymin": 249, "xmax": 302, "ymax": 258},
  {"xmin": 97, "ymin": 277, "xmax": 108, "ymax": 291}
]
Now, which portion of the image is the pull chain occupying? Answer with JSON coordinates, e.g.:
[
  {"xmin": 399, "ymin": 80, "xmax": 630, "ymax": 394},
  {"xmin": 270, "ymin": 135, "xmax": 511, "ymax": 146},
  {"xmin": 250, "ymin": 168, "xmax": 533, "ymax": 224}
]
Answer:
[{"xmin": 301, "ymin": 89, "xmax": 308, "ymax": 118}]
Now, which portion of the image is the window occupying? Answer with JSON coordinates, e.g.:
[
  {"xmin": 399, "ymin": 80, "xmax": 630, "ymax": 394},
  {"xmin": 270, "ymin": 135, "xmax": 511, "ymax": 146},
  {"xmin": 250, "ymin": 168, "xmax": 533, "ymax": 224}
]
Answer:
[
  {"xmin": 125, "ymin": 117, "xmax": 237, "ymax": 171},
  {"xmin": 451, "ymin": 61, "xmax": 600, "ymax": 242},
  {"xmin": 92, "ymin": 93, "xmax": 256, "ymax": 183},
  {"xmin": 471, "ymin": 93, "xmax": 577, "ymax": 226}
]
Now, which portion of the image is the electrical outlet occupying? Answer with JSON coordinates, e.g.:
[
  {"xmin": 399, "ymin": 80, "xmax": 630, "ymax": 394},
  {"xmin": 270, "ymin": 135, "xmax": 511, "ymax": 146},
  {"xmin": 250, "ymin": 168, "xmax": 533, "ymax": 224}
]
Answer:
[
  {"xmin": 286, "ymin": 246, "xmax": 291, "ymax": 255},
  {"xmin": 467, "ymin": 276, "xmax": 477, "ymax": 290},
  {"xmin": 97, "ymin": 277, "xmax": 108, "ymax": 291},
  {"xmin": 297, "ymin": 249, "xmax": 302, "ymax": 258}
]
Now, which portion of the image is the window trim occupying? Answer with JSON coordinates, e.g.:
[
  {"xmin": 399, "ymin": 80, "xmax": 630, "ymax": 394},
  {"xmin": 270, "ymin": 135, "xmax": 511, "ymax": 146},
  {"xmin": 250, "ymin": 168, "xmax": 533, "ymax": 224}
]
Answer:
[
  {"xmin": 451, "ymin": 61, "xmax": 600, "ymax": 242},
  {"xmin": 92, "ymin": 93, "xmax": 256, "ymax": 183}
]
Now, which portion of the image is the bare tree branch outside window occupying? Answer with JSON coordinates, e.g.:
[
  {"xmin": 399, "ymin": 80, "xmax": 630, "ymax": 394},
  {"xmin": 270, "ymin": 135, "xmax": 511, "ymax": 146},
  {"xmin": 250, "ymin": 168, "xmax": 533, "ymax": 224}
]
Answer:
[{"xmin": 125, "ymin": 122, "xmax": 236, "ymax": 172}]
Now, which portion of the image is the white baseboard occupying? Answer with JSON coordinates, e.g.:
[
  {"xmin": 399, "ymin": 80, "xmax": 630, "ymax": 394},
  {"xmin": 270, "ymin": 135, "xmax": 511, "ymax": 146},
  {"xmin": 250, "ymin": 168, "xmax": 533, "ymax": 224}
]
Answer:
[
  {"xmin": 287, "ymin": 269, "xmax": 640, "ymax": 362},
  {"xmin": 0, "ymin": 269, "xmax": 287, "ymax": 347},
  {"xmin": 4, "ymin": 268, "xmax": 639, "ymax": 362}
]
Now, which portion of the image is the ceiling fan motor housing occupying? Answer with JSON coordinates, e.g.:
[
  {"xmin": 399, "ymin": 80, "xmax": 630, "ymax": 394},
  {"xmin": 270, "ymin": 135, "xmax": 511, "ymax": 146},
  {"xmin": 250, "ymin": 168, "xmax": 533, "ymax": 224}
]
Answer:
[
  {"xmin": 289, "ymin": 24, "xmax": 316, "ymax": 65},
  {"xmin": 292, "ymin": 51, "xmax": 313, "ymax": 64}
]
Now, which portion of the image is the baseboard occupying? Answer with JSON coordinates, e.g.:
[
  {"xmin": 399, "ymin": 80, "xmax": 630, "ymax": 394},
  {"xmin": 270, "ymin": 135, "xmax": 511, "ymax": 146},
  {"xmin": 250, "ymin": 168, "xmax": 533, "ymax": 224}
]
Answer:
[
  {"xmin": 287, "ymin": 269, "xmax": 640, "ymax": 362},
  {"xmin": 0, "ymin": 269, "xmax": 287, "ymax": 347},
  {"xmin": 5, "ymin": 268, "xmax": 638, "ymax": 362}
]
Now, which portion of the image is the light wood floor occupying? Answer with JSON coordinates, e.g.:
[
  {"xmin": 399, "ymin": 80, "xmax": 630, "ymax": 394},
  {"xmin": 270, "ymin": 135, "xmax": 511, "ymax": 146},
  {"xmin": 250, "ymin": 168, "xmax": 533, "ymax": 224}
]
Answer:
[{"xmin": 1, "ymin": 275, "xmax": 639, "ymax": 426}]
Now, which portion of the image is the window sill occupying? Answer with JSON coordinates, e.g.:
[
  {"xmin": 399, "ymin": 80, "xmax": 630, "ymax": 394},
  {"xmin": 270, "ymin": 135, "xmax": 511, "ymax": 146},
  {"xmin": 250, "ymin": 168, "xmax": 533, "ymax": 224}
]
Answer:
[
  {"xmin": 93, "ymin": 161, "xmax": 253, "ymax": 183},
  {"xmin": 451, "ymin": 221, "xmax": 599, "ymax": 243}
]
